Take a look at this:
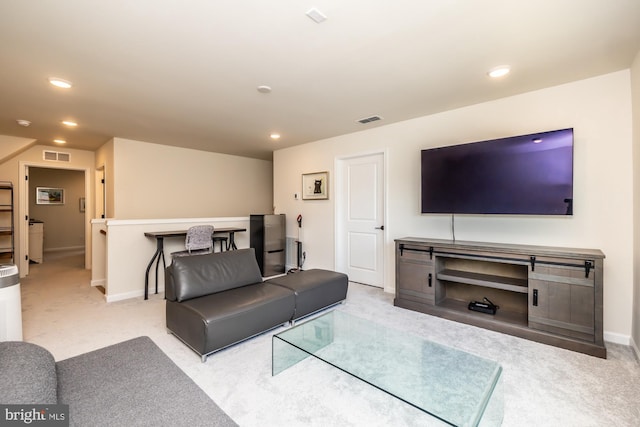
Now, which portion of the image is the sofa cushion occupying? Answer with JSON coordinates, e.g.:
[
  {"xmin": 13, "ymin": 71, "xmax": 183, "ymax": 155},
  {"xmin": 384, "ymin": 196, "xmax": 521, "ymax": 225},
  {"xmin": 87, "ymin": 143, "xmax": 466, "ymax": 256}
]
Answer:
[
  {"xmin": 0, "ymin": 341, "xmax": 57, "ymax": 404},
  {"xmin": 268, "ymin": 269, "xmax": 349, "ymax": 319},
  {"xmin": 166, "ymin": 248, "xmax": 263, "ymax": 302},
  {"xmin": 167, "ymin": 282, "xmax": 295, "ymax": 354}
]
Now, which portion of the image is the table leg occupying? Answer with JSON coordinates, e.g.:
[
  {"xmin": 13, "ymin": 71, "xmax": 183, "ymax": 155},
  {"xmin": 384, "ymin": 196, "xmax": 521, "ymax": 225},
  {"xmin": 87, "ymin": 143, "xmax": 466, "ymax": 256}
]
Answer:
[
  {"xmin": 154, "ymin": 245, "xmax": 166, "ymax": 296},
  {"xmin": 144, "ymin": 251, "xmax": 160, "ymax": 300},
  {"xmin": 227, "ymin": 231, "xmax": 238, "ymax": 250},
  {"xmin": 144, "ymin": 237, "xmax": 165, "ymax": 300}
]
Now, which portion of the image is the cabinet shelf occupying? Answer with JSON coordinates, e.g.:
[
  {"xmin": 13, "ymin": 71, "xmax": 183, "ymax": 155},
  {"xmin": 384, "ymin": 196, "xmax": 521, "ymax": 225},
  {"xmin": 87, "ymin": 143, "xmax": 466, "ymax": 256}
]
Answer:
[
  {"xmin": 437, "ymin": 298, "xmax": 528, "ymax": 327},
  {"xmin": 437, "ymin": 269, "xmax": 528, "ymax": 293},
  {"xmin": 0, "ymin": 182, "xmax": 14, "ymax": 263}
]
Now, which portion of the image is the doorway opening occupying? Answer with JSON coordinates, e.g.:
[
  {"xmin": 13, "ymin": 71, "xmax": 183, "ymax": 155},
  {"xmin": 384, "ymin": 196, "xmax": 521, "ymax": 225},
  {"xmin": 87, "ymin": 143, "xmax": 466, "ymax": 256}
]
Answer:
[{"xmin": 19, "ymin": 163, "xmax": 91, "ymax": 277}]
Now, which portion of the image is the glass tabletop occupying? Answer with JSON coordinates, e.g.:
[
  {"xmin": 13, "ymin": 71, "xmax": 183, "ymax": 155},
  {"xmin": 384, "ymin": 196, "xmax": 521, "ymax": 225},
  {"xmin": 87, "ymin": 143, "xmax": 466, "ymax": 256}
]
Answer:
[{"xmin": 273, "ymin": 310, "xmax": 503, "ymax": 427}]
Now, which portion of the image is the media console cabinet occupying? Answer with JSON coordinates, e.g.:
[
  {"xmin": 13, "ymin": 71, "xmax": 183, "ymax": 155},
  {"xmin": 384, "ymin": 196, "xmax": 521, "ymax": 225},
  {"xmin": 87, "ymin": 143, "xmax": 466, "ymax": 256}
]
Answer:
[{"xmin": 395, "ymin": 237, "xmax": 606, "ymax": 358}]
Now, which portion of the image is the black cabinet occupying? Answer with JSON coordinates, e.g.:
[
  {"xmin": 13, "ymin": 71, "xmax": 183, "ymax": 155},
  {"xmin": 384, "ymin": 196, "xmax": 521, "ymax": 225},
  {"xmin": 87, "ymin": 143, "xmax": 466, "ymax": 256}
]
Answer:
[{"xmin": 250, "ymin": 214, "xmax": 286, "ymax": 277}]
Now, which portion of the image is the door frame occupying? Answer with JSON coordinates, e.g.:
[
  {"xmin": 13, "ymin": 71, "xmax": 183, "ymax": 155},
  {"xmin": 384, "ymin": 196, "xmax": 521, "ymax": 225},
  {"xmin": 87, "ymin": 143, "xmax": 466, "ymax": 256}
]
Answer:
[
  {"xmin": 19, "ymin": 161, "xmax": 92, "ymax": 276},
  {"xmin": 95, "ymin": 165, "xmax": 106, "ymax": 219},
  {"xmin": 334, "ymin": 150, "xmax": 390, "ymax": 291}
]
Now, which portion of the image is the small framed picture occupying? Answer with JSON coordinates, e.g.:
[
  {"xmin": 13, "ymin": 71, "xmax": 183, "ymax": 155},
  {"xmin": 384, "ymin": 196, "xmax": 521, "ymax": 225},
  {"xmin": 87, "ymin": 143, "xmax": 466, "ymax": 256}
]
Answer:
[
  {"xmin": 36, "ymin": 187, "xmax": 64, "ymax": 205},
  {"xmin": 302, "ymin": 172, "xmax": 329, "ymax": 200}
]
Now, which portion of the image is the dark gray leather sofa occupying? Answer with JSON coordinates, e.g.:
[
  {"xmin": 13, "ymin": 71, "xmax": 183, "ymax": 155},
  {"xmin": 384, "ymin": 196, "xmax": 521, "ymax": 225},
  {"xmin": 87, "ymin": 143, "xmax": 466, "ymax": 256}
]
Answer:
[{"xmin": 165, "ymin": 248, "xmax": 348, "ymax": 361}]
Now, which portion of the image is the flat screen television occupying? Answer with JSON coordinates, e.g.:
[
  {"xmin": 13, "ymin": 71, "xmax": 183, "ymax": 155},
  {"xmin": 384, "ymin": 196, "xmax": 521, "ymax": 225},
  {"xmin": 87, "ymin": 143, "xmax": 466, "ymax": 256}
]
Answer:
[{"xmin": 421, "ymin": 128, "xmax": 574, "ymax": 215}]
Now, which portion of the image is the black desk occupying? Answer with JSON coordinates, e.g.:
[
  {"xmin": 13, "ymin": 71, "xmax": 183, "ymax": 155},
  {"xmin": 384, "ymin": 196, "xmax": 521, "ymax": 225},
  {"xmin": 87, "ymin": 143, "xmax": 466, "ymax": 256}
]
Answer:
[{"xmin": 143, "ymin": 227, "xmax": 246, "ymax": 300}]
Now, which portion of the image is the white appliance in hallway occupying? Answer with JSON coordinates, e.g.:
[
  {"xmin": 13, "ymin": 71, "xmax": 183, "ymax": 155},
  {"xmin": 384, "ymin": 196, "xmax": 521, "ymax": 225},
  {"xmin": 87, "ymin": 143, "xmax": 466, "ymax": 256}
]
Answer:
[
  {"xmin": 0, "ymin": 264, "xmax": 21, "ymax": 341},
  {"xmin": 28, "ymin": 220, "xmax": 44, "ymax": 263}
]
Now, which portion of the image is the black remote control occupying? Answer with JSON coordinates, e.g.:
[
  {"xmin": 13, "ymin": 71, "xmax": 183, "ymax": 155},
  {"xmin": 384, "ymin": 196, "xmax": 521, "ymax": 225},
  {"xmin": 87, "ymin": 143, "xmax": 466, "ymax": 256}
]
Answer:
[{"xmin": 468, "ymin": 297, "xmax": 499, "ymax": 315}]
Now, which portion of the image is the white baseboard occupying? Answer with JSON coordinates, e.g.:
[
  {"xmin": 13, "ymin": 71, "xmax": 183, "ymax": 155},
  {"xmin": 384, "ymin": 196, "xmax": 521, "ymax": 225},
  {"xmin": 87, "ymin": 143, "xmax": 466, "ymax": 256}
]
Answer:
[
  {"xmin": 604, "ymin": 331, "xmax": 630, "ymax": 346},
  {"xmin": 105, "ymin": 286, "xmax": 166, "ymax": 302},
  {"xmin": 90, "ymin": 279, "xmax": 105, "ymax": 287},
  {"xmin": 105, "ymin": 289, "xmax": 145, "ymax": 302},
  {"xmin": 284, "ymin": 263, "xmax": 296, "ymax": 272}
]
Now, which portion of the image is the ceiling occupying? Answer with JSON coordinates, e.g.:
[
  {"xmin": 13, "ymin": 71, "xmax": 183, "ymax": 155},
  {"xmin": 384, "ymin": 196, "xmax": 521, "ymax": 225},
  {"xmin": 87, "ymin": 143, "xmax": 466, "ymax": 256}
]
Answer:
[{"xmin": 0, "ymin": 1, "xmax": 639, "ymax": 160}]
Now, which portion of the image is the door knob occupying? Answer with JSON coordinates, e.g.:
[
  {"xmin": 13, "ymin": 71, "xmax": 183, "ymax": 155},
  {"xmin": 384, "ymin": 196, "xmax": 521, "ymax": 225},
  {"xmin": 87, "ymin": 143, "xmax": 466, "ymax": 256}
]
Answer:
[{"xmin": 375, "ymin": 225, "xmax": 384, "ymax": 230}]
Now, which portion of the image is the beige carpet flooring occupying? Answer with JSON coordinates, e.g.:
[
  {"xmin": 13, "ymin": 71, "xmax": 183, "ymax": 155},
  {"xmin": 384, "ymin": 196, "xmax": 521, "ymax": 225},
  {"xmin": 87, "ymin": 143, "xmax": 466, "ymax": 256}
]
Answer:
[{"xmin": 20, "ymin": 252, "xmax": 640, "ymax": 426}]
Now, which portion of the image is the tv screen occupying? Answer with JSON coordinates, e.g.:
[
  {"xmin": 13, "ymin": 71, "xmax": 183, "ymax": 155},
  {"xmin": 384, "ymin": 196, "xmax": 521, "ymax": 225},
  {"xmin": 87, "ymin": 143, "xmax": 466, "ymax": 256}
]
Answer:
[{"xmin": 421, "ymin": 128, "xmax": 574, "ymax": 215}]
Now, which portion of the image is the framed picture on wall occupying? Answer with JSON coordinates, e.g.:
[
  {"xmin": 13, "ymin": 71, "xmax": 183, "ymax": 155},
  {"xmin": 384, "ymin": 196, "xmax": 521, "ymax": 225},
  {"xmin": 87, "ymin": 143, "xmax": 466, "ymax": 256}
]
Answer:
[
  {"xmin": 302, "ymin": 172, "xmax": 329, "ymax": 200},
  {"xmin": 36, "ymin": 187, "xmax": 65, "ymax": 205}
]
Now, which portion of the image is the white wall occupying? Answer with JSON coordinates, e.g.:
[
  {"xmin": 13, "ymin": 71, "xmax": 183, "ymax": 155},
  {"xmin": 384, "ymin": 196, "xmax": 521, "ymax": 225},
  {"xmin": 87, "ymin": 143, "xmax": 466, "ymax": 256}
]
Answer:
[
  {"xmin": 111, "ymin": 138, "xmax": 273, "ymax": 219},
  {"xmin": 0, "ymin": 135, "xmax": 35, "ymax": 163},
  {"xmin": 274, "ymin": 70, "xmax": 634, "ymax": 341},
  {"xmin": 96, "ymin": 216, "xmax": 250, "ymax": 301},
  {"xmin": 88, "ymin": 137, "xmax": 274, "ymax": 300},
  {"xmin": 631, "ymin": 51, "xmax": 640, "ymax": 355}
]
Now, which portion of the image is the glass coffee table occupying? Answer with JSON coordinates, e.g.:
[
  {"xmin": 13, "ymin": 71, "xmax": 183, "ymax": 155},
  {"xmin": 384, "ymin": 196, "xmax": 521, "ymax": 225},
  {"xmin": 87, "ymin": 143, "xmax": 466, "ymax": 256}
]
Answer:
[{"xmin": 273, "ymin": 310, "xmax": 503, "ymax": 427}]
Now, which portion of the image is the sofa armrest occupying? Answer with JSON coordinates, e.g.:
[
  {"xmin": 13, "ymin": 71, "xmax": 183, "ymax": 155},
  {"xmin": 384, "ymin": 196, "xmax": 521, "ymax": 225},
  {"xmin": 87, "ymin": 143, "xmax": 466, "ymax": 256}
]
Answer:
[{"xmin": 0, "ymin": 341, "xmax": 58, "ymax": 404}]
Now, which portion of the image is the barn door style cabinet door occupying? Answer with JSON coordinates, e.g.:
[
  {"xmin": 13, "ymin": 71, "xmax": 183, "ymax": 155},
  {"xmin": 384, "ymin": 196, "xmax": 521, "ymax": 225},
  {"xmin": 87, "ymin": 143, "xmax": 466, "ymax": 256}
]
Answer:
[
  {"xmin": 395, "ymin": 243, "xmax": 436, "ymax": 306},
  {"xmin": 528, "ymin": 258, "xmax": 601, "ymax": 343},
  {"xmin": 394, "ymin": 238, "xmax": 606, "ymax": 358}
]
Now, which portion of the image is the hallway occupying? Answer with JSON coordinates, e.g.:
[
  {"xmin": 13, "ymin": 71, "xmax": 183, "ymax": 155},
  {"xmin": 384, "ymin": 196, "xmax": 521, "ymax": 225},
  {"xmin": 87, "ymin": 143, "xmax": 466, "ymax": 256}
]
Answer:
[{"xmin": 19, "ymin": 251, "xmax": 166, "ymax": 361}]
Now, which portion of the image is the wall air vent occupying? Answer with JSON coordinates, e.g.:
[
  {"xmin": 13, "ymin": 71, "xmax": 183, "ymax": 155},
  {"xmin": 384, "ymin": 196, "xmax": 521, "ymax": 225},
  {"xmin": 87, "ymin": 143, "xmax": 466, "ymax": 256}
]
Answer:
[
  {"xmin": 43, "ymin": 150, "xmax": 71, "ymax": 162},
  {"xmin": 357, "ymin": 115, "xmax": 382, "ymax": 124}
]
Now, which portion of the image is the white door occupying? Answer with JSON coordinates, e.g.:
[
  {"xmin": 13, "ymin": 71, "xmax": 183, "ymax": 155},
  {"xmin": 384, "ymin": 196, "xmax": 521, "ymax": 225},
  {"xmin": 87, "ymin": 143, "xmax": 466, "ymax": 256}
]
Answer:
[{"xmin": 341, "ymin": 153, "xmax": 384, "ymax": 287}]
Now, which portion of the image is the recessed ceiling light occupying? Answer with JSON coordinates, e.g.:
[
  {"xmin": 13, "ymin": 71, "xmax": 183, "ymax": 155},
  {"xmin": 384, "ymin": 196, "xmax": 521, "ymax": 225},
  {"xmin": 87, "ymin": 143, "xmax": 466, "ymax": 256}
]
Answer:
[
  {"xmin": 488, "ymin": 66, "xmax": 510, "ymax": 78},
  {"xmin": 49, "ymin": 77, "xmax": 72, "ymax": 89},
  {"xmin": 270, "ymin": 133, "xmax": 281, "ymax": 140},
  {"xmin": 62, "ymin": 120, "xmax": 78, "ymax": 127},
  {"xmin": 16, "ymin": 119, "xmax": 31, "ymax": 127},
  {"xmin": 257, "ymin": 85, "xmax": 272, "ymax": 94},
  {"xmin": 53, "ymin": 139, "xmax": 66, "ymax": 144},
  {"xmin": 306, "ymin": 7, "xmax": 327, "ymax": 23}
]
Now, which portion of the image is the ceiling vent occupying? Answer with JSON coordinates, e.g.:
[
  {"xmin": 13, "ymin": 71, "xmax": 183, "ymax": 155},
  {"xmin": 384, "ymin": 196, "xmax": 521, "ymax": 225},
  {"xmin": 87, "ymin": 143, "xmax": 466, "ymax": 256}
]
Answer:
[
  {"xmin": 306, "ymin": 8, "xmax": 327, "ymax": 24},
  {"xmin": 43, "ymin": 150, "xmax": 71, "ymax": 162},
  {"xmin": 357, "ymin": 115, "xmax": 382, "ymax": 124}
]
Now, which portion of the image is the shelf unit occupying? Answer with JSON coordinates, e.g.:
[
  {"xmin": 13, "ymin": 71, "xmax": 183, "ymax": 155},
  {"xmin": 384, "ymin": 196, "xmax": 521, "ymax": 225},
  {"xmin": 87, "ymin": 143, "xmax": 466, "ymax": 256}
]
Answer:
[
  {"xmin": 0, "ymin": 182, "xmax": 14, "ymax": 263},
  {"xmin": 395, "ymin": 237, "xmax": 606, "ymax": 358},
  {"xmin": 437, "ymin": 269, "xmax": 528, "ymax": 293}
]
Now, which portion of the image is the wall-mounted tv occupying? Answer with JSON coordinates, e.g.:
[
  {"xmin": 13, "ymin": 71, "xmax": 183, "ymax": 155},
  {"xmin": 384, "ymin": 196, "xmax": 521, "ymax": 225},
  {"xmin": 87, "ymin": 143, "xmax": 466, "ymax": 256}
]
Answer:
[{"xmin": 421, "ymin": 128, "xmax": 574, "ymax": 215}]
